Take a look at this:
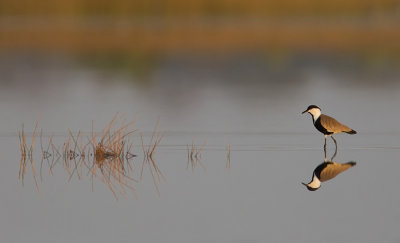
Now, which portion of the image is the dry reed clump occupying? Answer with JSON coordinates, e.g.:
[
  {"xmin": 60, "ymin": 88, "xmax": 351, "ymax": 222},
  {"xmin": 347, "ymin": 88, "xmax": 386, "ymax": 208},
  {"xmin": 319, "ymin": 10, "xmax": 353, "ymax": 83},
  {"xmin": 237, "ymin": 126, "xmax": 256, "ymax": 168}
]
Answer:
[
  {"xmin": 18, "ymin": 117, "xmax": 41, "ymax": 195},
  {"xmin": 18, "ymin": 113, "xmax": 165, "ymax": 200},
  {"xmin": 186, "ymin": 141, "xmax": 207, "ymax": 173},
  {"xmin": 226, "ymin": 143, "xmax": 231, "ymax": 171},
  {"xmin": 139, "ymin": 118, "xmax": 166, "ymax": 196}
]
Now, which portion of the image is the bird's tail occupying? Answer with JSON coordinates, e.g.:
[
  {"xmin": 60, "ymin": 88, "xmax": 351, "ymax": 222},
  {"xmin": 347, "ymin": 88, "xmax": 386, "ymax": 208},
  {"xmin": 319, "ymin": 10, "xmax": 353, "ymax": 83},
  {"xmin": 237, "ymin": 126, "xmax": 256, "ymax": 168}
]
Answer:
[{"xmin": 346, "ymin": 129, "xmax": 357, "ymax": 135}]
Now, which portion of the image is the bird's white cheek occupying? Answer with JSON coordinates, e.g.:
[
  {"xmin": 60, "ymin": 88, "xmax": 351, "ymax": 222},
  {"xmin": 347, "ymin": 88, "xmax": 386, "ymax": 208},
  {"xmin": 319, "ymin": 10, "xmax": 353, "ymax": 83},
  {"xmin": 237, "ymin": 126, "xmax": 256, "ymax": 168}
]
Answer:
[{"xmin": 308, "ymin": 174, "xmax": 321, "ymax": 189}]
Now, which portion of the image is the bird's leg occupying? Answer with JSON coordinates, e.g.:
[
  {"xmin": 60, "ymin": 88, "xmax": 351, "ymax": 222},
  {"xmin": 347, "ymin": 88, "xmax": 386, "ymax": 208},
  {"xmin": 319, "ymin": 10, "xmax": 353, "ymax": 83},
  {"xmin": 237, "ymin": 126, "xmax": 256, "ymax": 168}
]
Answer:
[
  {"xmin": 331, "ymin": 135, "xmax": 337, "ymax": 160},
  {"xmin": 330, "ymin": 140, "xmax": 337, "ymax": 161},
  {"xmin": 331, "ymin": 135, "xmax": 337, "ymax": 153},
  {"xmin": 330, "ymin": 150, "xmax": 337, "ymax": 161},
  {"xmin": 324, "ymin": 135, "xmax": 327, "ymax": 160}
]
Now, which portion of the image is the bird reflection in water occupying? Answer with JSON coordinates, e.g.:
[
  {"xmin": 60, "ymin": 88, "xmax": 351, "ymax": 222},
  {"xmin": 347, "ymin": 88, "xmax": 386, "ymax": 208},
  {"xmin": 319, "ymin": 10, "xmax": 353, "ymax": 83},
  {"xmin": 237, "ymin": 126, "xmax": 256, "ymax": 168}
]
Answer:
[{"xmin": 302, "ymin": 152, "xmax": 356, "ymax": 191}]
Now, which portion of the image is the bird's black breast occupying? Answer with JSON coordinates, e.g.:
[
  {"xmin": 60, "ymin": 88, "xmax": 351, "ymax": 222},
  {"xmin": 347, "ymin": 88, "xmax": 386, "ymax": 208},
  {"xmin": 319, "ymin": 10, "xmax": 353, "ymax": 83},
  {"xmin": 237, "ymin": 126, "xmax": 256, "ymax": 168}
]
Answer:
[
  {"xmin": 313, "ymin": 162, "xmax": 332, "ymax": 180},
  {"xmin": 314, "ymin": 117, "xmax": 333, "ymax": 135}
]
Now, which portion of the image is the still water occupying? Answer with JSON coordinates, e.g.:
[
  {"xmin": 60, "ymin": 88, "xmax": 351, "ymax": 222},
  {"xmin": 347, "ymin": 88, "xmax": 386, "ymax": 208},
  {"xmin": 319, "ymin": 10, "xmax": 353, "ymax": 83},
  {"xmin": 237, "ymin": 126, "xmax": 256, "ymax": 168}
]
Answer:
[{"xmin": 1, "ymin": 54, "xmax": 400, "ymax": 243}]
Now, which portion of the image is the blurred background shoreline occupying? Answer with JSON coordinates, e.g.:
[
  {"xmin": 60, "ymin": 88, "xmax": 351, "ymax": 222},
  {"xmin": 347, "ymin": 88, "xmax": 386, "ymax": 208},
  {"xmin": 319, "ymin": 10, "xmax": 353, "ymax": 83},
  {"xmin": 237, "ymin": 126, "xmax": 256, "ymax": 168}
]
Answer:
[{"xmin": 1, "ymin": 0, "xmax": 400, "ymax": 58}]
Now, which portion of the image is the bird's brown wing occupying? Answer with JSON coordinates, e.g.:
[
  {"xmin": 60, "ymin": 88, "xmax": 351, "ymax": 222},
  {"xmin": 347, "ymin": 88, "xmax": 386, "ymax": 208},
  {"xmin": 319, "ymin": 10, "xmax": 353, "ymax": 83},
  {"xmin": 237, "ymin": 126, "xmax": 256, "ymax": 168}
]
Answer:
[
  {"xmin": 320, "ymin": 114, "xmax": 352, "ymax": 134},
  {"xmin": 319, "ymin": 162, "xmax": 356, "ymax": 182}
]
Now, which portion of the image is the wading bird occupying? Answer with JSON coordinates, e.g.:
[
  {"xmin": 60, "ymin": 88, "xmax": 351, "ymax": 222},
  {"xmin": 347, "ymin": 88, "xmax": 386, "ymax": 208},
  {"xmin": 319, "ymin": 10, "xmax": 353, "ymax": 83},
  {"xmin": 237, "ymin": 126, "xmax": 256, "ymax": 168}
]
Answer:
[{"xmin": 302, "ymin": 105, "xmax": 356, "ymax": 154}]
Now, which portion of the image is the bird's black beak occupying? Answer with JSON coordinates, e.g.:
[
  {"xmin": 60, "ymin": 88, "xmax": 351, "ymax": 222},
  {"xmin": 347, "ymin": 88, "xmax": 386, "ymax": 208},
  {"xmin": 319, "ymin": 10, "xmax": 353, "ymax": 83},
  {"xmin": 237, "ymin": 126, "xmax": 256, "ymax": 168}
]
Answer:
[{"xmin": 301, "ymin": 110, "xmax": 308, "ymax": 114}]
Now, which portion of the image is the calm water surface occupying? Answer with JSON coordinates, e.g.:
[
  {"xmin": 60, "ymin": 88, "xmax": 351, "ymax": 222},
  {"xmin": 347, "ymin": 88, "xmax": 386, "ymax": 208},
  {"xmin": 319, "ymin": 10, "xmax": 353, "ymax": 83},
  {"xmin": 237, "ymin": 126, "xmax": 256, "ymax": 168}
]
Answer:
[{"xmin": 0, "ymin": 54, "xmax": 400, "ymax": 243}]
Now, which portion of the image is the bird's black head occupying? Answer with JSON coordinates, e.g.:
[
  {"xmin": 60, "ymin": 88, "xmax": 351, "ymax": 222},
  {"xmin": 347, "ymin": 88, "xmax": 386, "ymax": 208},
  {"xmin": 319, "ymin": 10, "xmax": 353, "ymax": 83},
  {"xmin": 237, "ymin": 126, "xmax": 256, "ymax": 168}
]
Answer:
[{"xmin": 302, "ymin": 105, "xmax": 321, "ymax": 114}]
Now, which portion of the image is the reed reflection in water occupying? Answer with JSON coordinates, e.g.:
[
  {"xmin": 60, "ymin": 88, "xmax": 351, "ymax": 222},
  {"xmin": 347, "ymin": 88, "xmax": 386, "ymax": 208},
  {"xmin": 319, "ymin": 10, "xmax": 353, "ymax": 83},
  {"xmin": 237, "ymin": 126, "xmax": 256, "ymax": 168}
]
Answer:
[{"xmin": 18, "ymin": 114, "xmax": 166, "ymax": 200}]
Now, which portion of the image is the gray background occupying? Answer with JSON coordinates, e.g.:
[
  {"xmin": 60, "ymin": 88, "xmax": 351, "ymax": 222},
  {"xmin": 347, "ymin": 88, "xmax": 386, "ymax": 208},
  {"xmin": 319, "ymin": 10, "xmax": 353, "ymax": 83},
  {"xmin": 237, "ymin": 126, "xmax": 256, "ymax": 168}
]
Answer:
[{"xmin": 0, "ymin": 54, "xmax": 400, "ymax": 243}]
